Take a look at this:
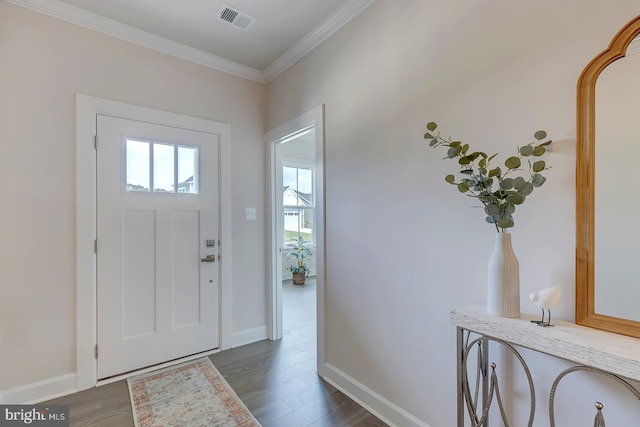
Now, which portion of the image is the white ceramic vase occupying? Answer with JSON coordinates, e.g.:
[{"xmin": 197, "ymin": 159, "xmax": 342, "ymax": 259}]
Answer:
[{"xmin": 487, "ymin": 232, "xmax": 520, "ymax": 317}]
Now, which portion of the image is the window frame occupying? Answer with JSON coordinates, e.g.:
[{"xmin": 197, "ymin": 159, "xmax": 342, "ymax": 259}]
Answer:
[{"xmin": 282, "ymin": 158, "xmax": 315, "ymax": 246}]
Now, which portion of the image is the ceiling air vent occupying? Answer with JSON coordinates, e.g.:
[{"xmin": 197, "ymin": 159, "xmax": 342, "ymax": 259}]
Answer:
[{"xmin": 218, "ymin": 4, "xmax": 256, "ymax": 31}]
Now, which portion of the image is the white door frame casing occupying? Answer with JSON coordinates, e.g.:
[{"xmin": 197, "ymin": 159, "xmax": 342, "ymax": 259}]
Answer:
[
  {"xmin": 75, "ymin": 94, "xmax": 233, "ymax": 390},
  {"xmin": 265, "ymin": 105, "xmax": 326, "ymax": 377}
]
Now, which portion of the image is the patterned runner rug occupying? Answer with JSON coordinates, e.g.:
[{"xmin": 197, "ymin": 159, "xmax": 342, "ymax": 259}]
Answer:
[{"xmin": 127, "ymin": 357, "xmax": 261, "ymax": 427}]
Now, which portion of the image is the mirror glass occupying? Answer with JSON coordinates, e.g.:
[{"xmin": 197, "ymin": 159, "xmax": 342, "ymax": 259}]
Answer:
[
  {"xmin": 576, "ymin": 16, "xmax": 640, "ymax": 338},
  {"xmin": 594, "ymin": 38, "xmax": 640, "ymax": 322}
]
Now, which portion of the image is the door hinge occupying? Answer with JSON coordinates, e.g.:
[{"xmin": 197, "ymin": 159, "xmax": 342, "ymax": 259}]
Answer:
[
  {"xmin": 94, "ymin": 344, "xmax": 99, "ymax": 359},
  {"xmin": 94, "ymin": 135, "xmax": 98, "ymax": 149},
  {"xmin": 94, "ymin": 239, "xmax": 98, "ymax": 254}
]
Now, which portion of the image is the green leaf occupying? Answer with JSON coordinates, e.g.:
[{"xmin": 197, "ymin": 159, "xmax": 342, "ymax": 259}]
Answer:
[
  {"xmin": 533, "ymin": 146, "xmax": 546, "ymax": 156},
  {"xmin": 504, "ymin": 203, "xmax": 516, "ymax": 215},
  {"xmin": 488, "ymin": 167, "xmax": 500, "ymax": 178},
  {"xmin": 505, "ymin": 156, "xmax": 521, "ymax": 169},
  {"xmin": 457, "ymin": 182, "xmax": 469, "ymax": 193},
  {"xmin": 427, "ymin": 122, "xmax": 437, "ymax": 131},
  {"xmin": 497, "ymin": 218, "xmax": 515, "ymax": 229},
  {"xmin": 468, "ymin": 152, "xmax": 480, "ymax": 161},
  {"xmin": 506, "ymin": 194, "xmax": 525, "ymax": 205},
  {"xmin": 479, "ymin": 159, "xmax": 486, "ymax": 168},
  {"xmin": 534, "ymin": 130, "xmax": 547, "ymax": 140},
  {"xmin": 424, "ymin": 132, "xmax": 433, "ymax": 139},
  {"xmin": 445, "ymin": 174, "xmax": 456, "ymax": 184},
  {"xmin": 459, "ymin": 156, "xmax": 471, "ymax": 165},
  {"xmin": 429, "ymin": 138, "xmax": 438, "ymax": 147},
  {"xmin": 485, "ymin": 204, "xmax": 501, "ymax": 216},
  {"xmin": 449, "ymin": 141, "xmax": 461, "ymax": 148},
  {"xmin": 519, "ymin": 182, "xmax": 534, "ymax": 196},
  {"xmin": 520, "ymin": 145, "xmax": 534, "ymax": 156},
  {"xmin": 462, "ymin": 144, "xmax": 469, "ymax": 155},
  {"xmin": 540, "ymin": 140, "xmax": 552, "ymax": 147},
  {"xmin": 513, "ymin": 176, "xmax": 526, "ymax": 190},
  {"xmin": 500, "ymin": 178, "xmax": 514, "ymax": 190},
  {"xmin": 532, "ymin": 160, "xmax": 546, "ymax": 172},
  {"xmin": 487, "ymin": 153, "xmax": 498, "ymax": 162},
  {"xmin": 532, "ymin": 173, "xmax": 546, "ymax": 187}
]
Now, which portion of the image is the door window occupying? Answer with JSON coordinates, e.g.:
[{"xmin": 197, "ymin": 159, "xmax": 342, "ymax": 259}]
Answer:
[{"xmin": 125, "ymin": 139, "xmax": 199, "ymax": 194}]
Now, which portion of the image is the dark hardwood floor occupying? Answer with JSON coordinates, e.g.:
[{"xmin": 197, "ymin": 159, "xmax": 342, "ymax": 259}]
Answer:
[{"xmin": 46, "ymin": 278, "xmax": 387, "ymax": 426}]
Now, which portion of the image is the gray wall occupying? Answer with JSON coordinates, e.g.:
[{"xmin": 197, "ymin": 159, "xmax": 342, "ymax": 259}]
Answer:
[
  {"xmin": 266, "ymin": 1, "xmax": 640, "ymax": 425},
  {"xmin": 0, "ymin": 1, "xmax": 266, "ymax": 392}
]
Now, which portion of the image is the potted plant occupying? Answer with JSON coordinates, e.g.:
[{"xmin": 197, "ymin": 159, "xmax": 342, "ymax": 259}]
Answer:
[
  {"xmin": 286, "ymin": 236, "xmax": 312, "ymax": 285},
  {"xmin": 424, "ymin": 121, "xmax": 552, "ymax": 317}
]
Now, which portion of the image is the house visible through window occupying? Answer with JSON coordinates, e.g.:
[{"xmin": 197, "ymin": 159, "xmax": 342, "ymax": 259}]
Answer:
[
  {"xmin": 283, "ymin": 165, "xmax": 314, "ymax": 244},
  {"xmin": 126, "ymin": 139, "xmax": 198, "ymax": 194}
]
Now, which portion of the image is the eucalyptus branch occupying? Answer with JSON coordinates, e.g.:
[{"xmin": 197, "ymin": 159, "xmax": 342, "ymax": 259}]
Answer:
[{"xmin": 424, "ymin": 122, "xmax": 552, "ymax": 231}]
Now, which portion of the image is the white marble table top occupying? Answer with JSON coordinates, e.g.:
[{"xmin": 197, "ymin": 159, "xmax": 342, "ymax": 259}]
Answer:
[{"xmin": 451, "ymin": 303, "xmax": 640, "ymax": 382}]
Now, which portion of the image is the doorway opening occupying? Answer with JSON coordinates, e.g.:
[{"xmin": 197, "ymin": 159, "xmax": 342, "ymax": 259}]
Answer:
[{"xmin": 266, "ymin": 106, "xmax": 326, "ymax": 376}]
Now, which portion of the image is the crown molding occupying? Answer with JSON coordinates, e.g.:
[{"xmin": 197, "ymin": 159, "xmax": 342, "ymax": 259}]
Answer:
[
  {"xmin": 5, "ymin": 0, "xmax": 376, "ymax": 85},
  {"xmin": 263, "ymin": 0, "xmax": 377, "ymax": 83},
  {"xmin": 4, "ymin": 0, "xmax": 266, "ymax": 83}
]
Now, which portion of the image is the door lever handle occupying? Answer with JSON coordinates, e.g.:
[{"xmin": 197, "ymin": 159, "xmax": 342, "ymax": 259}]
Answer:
[{"xmin": 200, "ymin": 255, "xmax": 216, "ymax": 263}]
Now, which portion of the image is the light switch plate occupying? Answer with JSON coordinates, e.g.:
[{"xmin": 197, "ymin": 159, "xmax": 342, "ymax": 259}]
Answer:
[{"xmin": 245, "ymin": 207, "xmax": 256, "ymax": 220}]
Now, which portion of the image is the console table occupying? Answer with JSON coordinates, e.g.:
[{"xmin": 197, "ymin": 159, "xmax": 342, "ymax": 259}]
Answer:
[{"xmin": 451, "ymin": 304, "xmax": 640, "ymax": 426}]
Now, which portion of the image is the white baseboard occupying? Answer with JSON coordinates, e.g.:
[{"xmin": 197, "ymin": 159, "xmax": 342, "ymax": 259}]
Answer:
[
  {"xmin": 232, "ymin": 325, "xmax": 268, "ymax": 348},
  {"xmin": 1, "ymin": 374, "xmax": 77, "ymax": 404},
  {"xmin": 322, "ymin": 363, "xmax": 430, "ymax": 427}
]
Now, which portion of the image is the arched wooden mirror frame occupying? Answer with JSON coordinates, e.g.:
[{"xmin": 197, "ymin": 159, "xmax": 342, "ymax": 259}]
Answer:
[{"xmin": 576, "ymin": 15, "xmax": 640, "ymax": 338}]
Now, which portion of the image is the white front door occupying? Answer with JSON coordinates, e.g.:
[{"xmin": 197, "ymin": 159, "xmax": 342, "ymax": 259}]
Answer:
[{"xmin": 96, "ymin": 114, "xmax": 219, "ymax": 379}]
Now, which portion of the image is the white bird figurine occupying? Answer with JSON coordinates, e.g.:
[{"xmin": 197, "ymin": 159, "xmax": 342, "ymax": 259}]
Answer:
[{"xmin": 529, "ymin": 285, "xmax": 561, "ymax": 327}]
